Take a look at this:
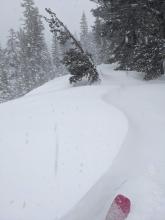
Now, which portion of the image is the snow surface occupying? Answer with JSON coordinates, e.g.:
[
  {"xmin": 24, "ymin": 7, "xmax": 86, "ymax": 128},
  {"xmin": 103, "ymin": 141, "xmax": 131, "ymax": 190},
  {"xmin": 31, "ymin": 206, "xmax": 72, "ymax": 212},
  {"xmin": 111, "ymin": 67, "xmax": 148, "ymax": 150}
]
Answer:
[{"xmin": 0, "ymin": 64, "xmax": 165, "ymax": 220}]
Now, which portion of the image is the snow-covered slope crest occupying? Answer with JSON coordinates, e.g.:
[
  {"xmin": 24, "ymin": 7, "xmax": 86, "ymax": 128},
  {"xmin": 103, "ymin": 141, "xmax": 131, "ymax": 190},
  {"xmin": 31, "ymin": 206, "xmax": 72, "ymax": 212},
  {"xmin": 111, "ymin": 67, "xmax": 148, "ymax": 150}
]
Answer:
[{"xmin": 0, "ymin": 68, "xmax": 128, "ymax": 220}]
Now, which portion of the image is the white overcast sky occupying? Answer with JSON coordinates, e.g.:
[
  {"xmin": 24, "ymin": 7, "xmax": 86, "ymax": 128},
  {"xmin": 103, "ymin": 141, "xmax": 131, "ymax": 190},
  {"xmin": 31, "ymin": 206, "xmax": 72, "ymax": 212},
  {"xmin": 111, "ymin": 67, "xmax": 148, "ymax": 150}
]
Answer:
[{"xmin": 0, "ymin": 0, "xmax": 96, "ymax": 46}]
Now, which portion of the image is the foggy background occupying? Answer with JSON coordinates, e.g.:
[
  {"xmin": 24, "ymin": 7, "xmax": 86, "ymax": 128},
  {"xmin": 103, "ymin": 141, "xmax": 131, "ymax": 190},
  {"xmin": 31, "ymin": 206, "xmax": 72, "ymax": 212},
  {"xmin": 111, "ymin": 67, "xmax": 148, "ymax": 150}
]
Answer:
[{"xmin": 0, "ymin": 0, "xmax": 95, "ymax": 46}]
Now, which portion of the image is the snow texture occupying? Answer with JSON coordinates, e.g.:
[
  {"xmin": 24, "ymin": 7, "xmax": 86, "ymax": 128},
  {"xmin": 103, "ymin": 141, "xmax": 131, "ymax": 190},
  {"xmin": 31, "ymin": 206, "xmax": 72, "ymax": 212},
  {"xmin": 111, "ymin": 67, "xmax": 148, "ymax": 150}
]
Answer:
[{"xmin": 0, "ymin": 64, "xmax": 165, "ymax": 220}]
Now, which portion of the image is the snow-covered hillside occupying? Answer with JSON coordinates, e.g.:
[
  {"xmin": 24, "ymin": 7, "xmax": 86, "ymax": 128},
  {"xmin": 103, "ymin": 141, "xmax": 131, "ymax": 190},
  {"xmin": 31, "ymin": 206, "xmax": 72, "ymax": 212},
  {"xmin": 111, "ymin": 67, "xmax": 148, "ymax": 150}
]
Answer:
[{"xmin": 0, "ymin": 65, "xmax": 165, "ymax": 220}]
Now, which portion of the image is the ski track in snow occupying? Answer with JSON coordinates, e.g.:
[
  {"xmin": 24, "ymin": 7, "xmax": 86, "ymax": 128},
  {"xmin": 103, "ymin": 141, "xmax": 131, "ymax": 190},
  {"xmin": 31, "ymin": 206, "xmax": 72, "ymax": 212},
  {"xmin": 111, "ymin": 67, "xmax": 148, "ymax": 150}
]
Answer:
[
  {"xmin": 60, "ymin": 65, "xmax": 165, "ymax": 220},
  {"xmin": 102, "ymin": 85, "xmax": 165, "ymax": 220},
  {"xmin": 0, "ymin": 64, "xmax": 165, "ymax": 220}
]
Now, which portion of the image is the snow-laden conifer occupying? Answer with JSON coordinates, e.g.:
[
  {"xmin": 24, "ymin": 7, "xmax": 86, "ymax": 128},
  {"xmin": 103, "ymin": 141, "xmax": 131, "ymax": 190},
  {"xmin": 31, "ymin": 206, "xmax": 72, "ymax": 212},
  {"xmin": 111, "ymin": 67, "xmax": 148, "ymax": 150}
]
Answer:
[{"xmin": 45, "ymin": 8, "xmax": 99, "ymax": 85}]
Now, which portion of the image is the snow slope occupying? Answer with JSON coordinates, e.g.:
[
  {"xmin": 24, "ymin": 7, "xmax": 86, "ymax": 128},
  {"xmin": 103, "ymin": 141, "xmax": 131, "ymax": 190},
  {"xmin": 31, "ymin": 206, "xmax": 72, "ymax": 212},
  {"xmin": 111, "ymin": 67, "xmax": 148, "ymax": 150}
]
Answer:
[
  {"xmin": 0, "ymin": 70, "xmax": 128, "ymax": 220},
  {"xmin": 61, "ymin": 65, "xmax": 165, "ymax": 220},
  {"xmin": 0, "ymin": 65, "xmax": 165, "ymax": 220}
]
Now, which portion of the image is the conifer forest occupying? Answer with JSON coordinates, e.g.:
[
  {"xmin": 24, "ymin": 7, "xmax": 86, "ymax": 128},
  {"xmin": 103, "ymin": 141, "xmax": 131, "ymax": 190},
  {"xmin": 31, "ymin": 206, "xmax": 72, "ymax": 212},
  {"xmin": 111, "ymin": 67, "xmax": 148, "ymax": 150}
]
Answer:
[{"xmin": 0, "ymin": 0, "xmax": 164, "ymax": 103}]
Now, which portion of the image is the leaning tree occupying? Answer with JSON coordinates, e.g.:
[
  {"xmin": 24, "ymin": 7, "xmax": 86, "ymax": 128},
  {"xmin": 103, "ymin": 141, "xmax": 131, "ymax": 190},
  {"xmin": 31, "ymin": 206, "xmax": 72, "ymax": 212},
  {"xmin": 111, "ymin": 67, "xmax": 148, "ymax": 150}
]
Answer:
[{"xmin": 45, "ymin": 8, "xmax": 100, "ymax": 85}]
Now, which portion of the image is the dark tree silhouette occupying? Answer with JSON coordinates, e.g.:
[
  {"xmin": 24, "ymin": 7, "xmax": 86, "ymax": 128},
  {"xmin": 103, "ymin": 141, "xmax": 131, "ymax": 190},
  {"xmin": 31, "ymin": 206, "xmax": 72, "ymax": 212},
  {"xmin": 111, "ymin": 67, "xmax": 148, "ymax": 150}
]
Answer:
[{"xmin": 45, "ymin": 8, "xmax": 100, "ymax": 85}]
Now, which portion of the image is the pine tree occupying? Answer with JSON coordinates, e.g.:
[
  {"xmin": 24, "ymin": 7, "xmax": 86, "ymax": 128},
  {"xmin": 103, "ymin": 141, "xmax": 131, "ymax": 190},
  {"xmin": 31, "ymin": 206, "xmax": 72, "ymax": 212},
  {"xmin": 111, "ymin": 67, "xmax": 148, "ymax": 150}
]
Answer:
[
  {"xmin": 112, "ymin": 1, "xmax": 139, "ymax": 70},
  {"xmin": 80, "ymin": 15, "xmax": 100, "ymax": 65},
  {"xmin": 45, "ymin": 8, "xmax": 99, "ymax": 85},
  {"xmin": 0, "ymin": 45, "xmax": 10, "ymax": 102},
  {"xmin": 92, "ymin": 17, "xmax": 108, "ymax": 64},
  {"xmin": 91, "ymin": 0, "xmax": 118, "ymax": 64},
  {"xmin": 133, "ymin": 0, "xmax": 165, "ymax": 79},
  {"xmin": 91, "ymin": 0, "xmax": 165, "ymax": 79},
  {"xmin": 80, "ymin": 12, "xmax": 89, "ymax": 52},
  {"xmin": 63, "ymin": 49, "xmax": 98, "ymax": 84},
  {"xmin": 51, "ymin": 34, "xmax": 67, "ymax": 77},
  {"xmin": 17, "ymin": 28, "xmax": 30, "ymax": 94},
  {"xmin": 5, "ymin": 29, "xmax": 22, "ymax": 98},
  {"xmin": 93, "ymin": 17, "xmax": 102, "ymax": 63},
  {"xmin": 52, "ymin": 34, "xmax": 61, "ymax": 69},
  {"xmin": 21, "ymin": 0, "xmax": 53, "ymax": 91}
]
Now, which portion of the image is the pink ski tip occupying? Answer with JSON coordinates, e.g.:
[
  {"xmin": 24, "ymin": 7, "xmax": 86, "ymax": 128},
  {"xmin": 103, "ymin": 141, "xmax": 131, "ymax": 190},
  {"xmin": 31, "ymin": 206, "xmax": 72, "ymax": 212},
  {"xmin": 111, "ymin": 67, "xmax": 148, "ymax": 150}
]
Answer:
[
  {"xmin": 106, "ymin": 194, "xmax": 131, "ymax": 220},
  {"xmin": 114, "ymin": 194, "xmax": 131, "ymax": 215}
]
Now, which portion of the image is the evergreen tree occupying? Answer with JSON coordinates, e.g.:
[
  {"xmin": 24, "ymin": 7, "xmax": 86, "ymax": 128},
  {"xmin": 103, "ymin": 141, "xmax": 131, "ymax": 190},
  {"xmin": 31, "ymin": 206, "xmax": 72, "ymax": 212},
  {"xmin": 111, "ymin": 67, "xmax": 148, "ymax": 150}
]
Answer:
[
  {"xmin": 21, "ymin": 0, "xmax": 53, "ymax": 91},
  {"xmin": 52, "ymin": 34, "xmax": 61, "ymax": 69},
  {"xmin": 0, "ymin": 45, "xmax": 9, "ymax": 102},
  {"xmin": 63, "ymin": 49, "xmax": 98, "ymax": 84},
  {"xmin": 80, "ymin": 12, "xmax": 89, "ymax": 52},
  {"xmin": 51, "ymin": 34, "xmax": 67, "ymax": 77},
  {"xmin": 132, "ymin": 0, "xmax": 165, "ymax": 79},
  {"xmin": 92, "ymin": 17, "xmax": 108, "ymax": 64},
  {"xmin": 91, "ymin": 0, "xmax": 165, "ymax": 79},
  {"xmin": 17, "ymin": 28, "xmax": 30, "ymax": 94},
  {"xmin": 80, "ymin": 13, "xmax": 105, "ymax": 65},
  {"xmin": 92, "ymin": 17, "xmax": 102, "ymax": 64},
  {"xmin": 45, "ymin": 8, "xmax": 99, "ymax": 85},
  {"xmin": 91, "ymin": 0, "xmax": 118, "ymax": 65},
  {"xmin": 5, "ymin": 29, "xmax": 22, "ymax": 98}
]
